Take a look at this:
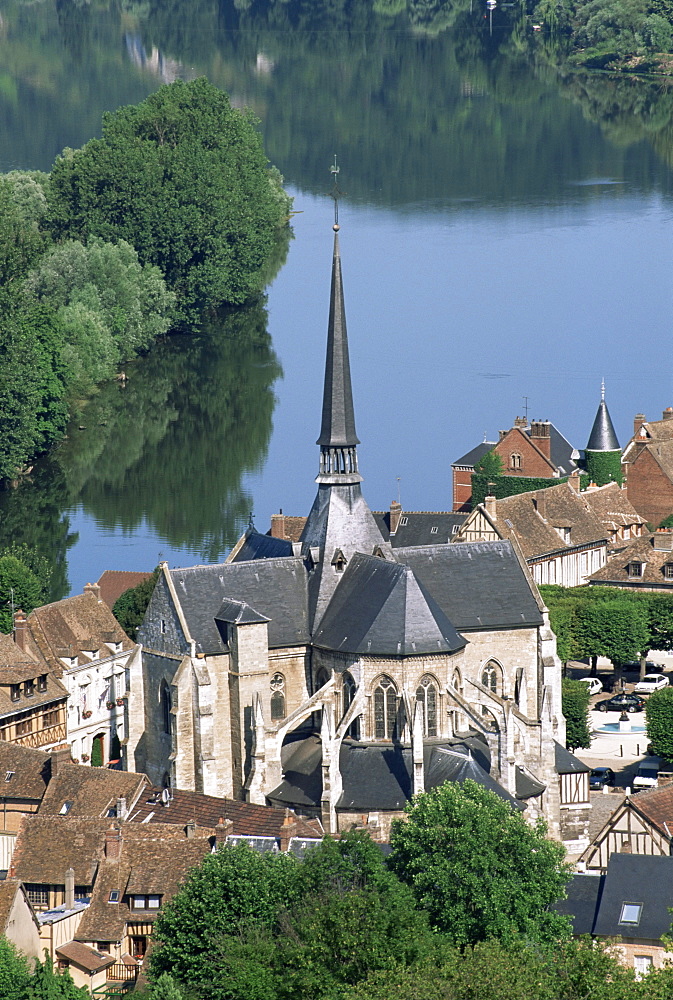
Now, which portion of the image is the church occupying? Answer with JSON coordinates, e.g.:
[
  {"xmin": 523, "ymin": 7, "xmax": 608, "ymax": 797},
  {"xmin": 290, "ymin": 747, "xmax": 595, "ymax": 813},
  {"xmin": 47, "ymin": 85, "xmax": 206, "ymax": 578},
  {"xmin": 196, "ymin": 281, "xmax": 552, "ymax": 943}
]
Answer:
[{"xmin": 130, "ymin": 223, "xmax": 572, "ymax": 843}]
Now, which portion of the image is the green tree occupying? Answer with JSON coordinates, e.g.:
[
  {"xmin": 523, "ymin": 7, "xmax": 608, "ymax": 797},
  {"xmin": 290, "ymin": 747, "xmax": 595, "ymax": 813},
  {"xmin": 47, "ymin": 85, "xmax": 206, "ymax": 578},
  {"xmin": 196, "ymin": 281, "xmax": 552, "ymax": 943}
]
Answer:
[
  {"xmin": 474, "ymin": 449, "xmax": 505, "ymax": 478},
  {"xmin": 562, "ymin": 678, "xmax": 592, "ymax": 751},
  {"xmin": 645, "ymin": 687, "xmax": 673, "ymax": 758},
  {"xmin": 0, "ymin": 937, "xmax": 31, "ymax": 1000},
  {"xmin": 47, "ymin": 79, "xmax": 291, "ymax": 327},
  {"xmin": 27, "ymin": 952, "xmax": 88, "ymax": 999},
  {"xmin": 0, "ymin": 555, "xmax": 43, "ymax": 633},
  {"xmin": 113, "ymin": 568, "xmax": 159, "ymax": 640},
  {"xmin": 148, "ymin": 973, "xmax": 186, "ymax": 1000},
  {"xmin": 387, "ymin": 780, "xmax": 572, "ymax": 947}
]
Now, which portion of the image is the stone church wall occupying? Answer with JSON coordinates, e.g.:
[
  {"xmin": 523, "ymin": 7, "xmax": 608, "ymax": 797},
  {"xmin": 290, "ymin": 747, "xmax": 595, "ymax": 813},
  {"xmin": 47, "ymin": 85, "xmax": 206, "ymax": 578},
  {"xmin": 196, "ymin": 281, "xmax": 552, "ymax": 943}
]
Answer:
[{"xmin": 138, "ymin": 574, "xmax": 190, "ymax": 657}]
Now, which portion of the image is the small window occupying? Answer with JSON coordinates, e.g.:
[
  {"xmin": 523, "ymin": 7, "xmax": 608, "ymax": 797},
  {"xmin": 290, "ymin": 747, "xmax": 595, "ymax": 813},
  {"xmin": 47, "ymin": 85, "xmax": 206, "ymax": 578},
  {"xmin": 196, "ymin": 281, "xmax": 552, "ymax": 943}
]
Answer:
[
  {"xmin": 26, "ymin": 887, "xmax": 49, "ymax": 907},
  {"xmin": 59, "ymin": 801, "xmax": 73, "ymax": 815},
  {"xmin": 4, "ymin": 771, "xmax": 14, "ymax": 782},
  {"xmin": 629, "ymin": 563, "xmax": 643, "ymax": 578},
  {"xmin": 132, "ymin": 896, "xmax": 146, "ymax": 909},
  {"xmin": 665, "ymin": 564, "xmax": 673, "ymax": 580},
  {"xmin": 147, "ymin": 895, "xmax": 160, "ymax": 909},
  {"xmin": 97, "ymin": 942, "xmax": 111, "ymax": 953},
  {"xmin": 10, "ymin": 685, "xmax": 20, "ymax": 702},
  {"xmin": 37, "ymin": 675, "xmax": 48, "ymax": 693},
  {"xmin": 270, "ymin": 673, "xmax": 286, "ymax": 722},
  {"xmin": 108, "ymin": 891, "xmax": 120, "ymax": 903},
  {"xmin": 634, "ymin": 955, "xmax": 653, "ymax": 978},
  {"xmin": 451, "ymin": 524, "xmax": 460, "ymax": 535},
  {"xmin": 160, "ymin": 619, "xmax": 167, "ymax": 634},
  {"xmin": 620, "ymin": 902, "xmax": 643, "ymax": 925},
  {"xmin": 400, "ymin": 517, "xmax": 408, "ymax": 526},
  {"xmin": 430, "ymin": 526, "xmax": 438, "ymax": 534},
  {"xmin": 24, "ymin": 679, "xmax": 34, "ymax": 697},
  {"xmin": 510, "ymin": 453, "xmax": 522, "ymax": 470}
]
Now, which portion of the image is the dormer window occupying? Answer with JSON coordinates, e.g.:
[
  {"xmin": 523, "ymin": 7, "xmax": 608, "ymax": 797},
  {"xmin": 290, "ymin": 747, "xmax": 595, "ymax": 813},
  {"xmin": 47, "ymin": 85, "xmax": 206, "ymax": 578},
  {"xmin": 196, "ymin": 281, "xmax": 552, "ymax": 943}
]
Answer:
[
  {"xmin": 10, "ymin": 685, "xmax": 20, "ymax": 702},
  {"xmin": 629, "ymin": 562, "xmax": 644, "ymax": 578},
  {"xmin": 37, "ymin": 675, "xmax": 47, "ymax": 693},
  {"xmin": 24, "ymin": 679, "xmax": 34, "ymax": 698},
  {"xmin": 331, "ymin": 549, "xmax": 347, "ymax": 573},
  {"xmin": 665, "ymin": 564, "xmax": 673, "ymax": 580}
]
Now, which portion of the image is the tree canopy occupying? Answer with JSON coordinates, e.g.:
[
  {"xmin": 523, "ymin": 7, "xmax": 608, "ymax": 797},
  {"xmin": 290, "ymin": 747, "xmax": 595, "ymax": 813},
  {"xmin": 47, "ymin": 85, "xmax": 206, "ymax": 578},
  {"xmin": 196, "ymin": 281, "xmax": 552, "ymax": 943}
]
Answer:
[
  {"xmin": 387, "ymin": 779, "xmax": 572, "ymax": 946},
  {"xmin": 47, "ymin": 78, "xmax": 291, "ymax": 327},
  {"xmin": 645, "ymin": 686, "xmax": 673, "ymax": 758},
  {"xmin": 562, "ymin": 678, "xmax": 592, "ymax": 751}
]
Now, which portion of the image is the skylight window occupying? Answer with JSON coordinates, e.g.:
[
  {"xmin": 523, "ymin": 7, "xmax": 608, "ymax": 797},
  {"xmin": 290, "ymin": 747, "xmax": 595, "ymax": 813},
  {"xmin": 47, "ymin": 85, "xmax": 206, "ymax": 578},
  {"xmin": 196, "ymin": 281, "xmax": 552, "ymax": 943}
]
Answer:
[
  {"xmin": 4, "ymin": 771, "xmax": 14, "ymax": 782},
  {"xmin": 430, "ymin": 526, "xmax": 438, "ymax": 534},
  {"xmin": 620, "ymin": 902, "xmax": 642, "ymax": 925},
  {"xmin": 108, "ymin": 890, "xmax": 120, "ymax": 903},
  {"xmin": 400, "ymin": 517, "xmax": 408, "ymax": 526},
  {"xmin": 59, "ymin": 801, "xmax": 73, "ymax": 815}
]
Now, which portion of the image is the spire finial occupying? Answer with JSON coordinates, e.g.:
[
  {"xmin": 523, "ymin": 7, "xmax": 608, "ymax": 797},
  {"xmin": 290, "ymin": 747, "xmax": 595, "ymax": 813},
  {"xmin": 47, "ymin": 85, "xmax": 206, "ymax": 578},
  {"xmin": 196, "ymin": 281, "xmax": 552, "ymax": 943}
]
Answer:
[
  {"xmin": 601, "ymin": 378, "xmax": 605, "ymax": 401},
  {"xmin": 330, "ymin": 155, "xmax": 341, "ymax": 231}
]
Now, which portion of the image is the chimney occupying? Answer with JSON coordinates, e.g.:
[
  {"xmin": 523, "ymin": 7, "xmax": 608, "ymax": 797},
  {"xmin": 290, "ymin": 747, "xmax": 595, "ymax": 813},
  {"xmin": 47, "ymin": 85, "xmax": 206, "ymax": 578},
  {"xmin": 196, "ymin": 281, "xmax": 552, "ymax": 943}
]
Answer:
[
  {"xmin": 279, "ymin": 809, "xmax": 298, "ymax": 853},
  {"xmin": 49, "ymin": 747, "xmax": 73, "ymax": 778},
  {"xmin": 185, "ymin": 820, "xmax": 196, "ymax": 839},
  {"xmin": 65, "ymin": 867, "xmax": 75, "ymax": 910},
  {"xmin": 513, "ymin": 416, "xmax": 528, "ymax": 429},
  {"xmin": 389, "ymin": 501, "xmax": 402, "ymax": 535},
  {"xmin": 568, "ymin": 469, "xmax": 580, "ymax": 493},
  {"xmin": 529, "ymin": 420, "xmax": 551, "ymax": 460},
  {"xmin": 270, "ymin": 512, "xmax": 286, "ymax": 539},
  {"xmin": 634, "ymin": 413, "xmax": 646, "ymax": 437},
  {"xmin": 105, "ymin": 824, "xmax": 123, "ymax": 861},
  {"xmin": 12, "ymin": 610, "xmax": 27, "ymax": 651},
  {"xmin": 535, "ymin": 490, "xmax": 547, "ymax": 520},
  {"xmin": 215, "ymin": 816, "xmax": 232, "ymax": 849},
  {"xmin": 664, "ymin": 408, "xmax": 673, "ymax": 421},
  {"xmin": 653, "ymin": 530, "xmax": 673, "ymax": 552},
  {"xmin": 83, "ymin": 582, "xmax": 101, "ymax": 602},
  {"xmin": 484, "ymin": 494, "xmax": 497, "ymax": 520},
  {"xmin": 116, "ymin": 797, "xmax": 127, "ymax": 820},
  {"xmin": 620, "ymin": 840, "xmax": 632, "ymax": 854},
  {"xmin": 498, "ymin": 429, "xmax": 507, "ymax": 442}
]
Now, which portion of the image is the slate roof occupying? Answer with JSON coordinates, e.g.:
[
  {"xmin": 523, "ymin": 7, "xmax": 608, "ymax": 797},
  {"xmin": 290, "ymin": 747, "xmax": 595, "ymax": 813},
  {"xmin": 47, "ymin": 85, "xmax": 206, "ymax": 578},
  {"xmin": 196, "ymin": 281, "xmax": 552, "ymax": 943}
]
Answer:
[
  {"xmin": 169, "ymin": 558, "xmax": 309, "ymax": 653},
  {"xmin": 26, "ymin": 592, "xmax": 133, "ymax": 674},
  {"xmin": 592, "ymin": 853, "xmax": 673, "ymax": 940},
  {"xmin": 487, "ymin": 482, "xmax": 607, "ymax": 560},
  {"xmin": 312, "ymin": 553, "xmax": 466, "ymax": 656},
  {"xmin": 267, "ymin": 734, "xmax": 522, "ymax": 813},
  {"xmin": 229, "ymin": 532, "xmax": 294, "ymax": 562},
  {"xmin": 96, "ymin": 571, "xmax": 152, "ymax": 611},
  {"xmin": 589, "ymin": 534, "xmax": 673, "ymax": 589},
  {"xmin": 56, "ymin": 941, "xmax": 115, "ymax": 973},
  {"xmin": 553, "ymin": 874, "xmax": 603, "ymax": 935},
  {"xmin": 38, "ymin": 764, "xmax": 149, "ymax": 819},
  {"xmin": 128, "ymin": 785, "xmax": 321, "ymax": 839},
  {"xmin": 0, "ymin": 741, "xmax": 51, "ymax": 800},
  {"xmin": 373, "ymin": 511, "xmax": 467, "ymax": 547},
  {"xmin": 452, "ymin": 441, "xmax": 497, "ymax": 468},
  {"xmin": 394, "ymin": 541, "xmax": 543, "ymax": 631},
  {"xmin": 587, "ymin": 399, "xmax": 620, "ymax": 452},
  {"xmin": 317, "ymin": 232, "xmax": 359, "ymax": 450},
  {"xmin": 555, "ymin": 742, "xmax": 591, "ymax": 775}
]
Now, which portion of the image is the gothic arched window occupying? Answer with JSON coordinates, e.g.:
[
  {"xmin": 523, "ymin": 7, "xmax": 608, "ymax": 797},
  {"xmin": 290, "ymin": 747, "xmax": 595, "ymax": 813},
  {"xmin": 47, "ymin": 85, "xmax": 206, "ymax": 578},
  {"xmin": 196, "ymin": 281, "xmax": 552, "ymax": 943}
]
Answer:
[
  {"xmin": 270, "ymin": 672, "xmax": 286, "ymax": 721},
  {"xmin": 373, "ymin": 675, "xmax": 398, "ymax": 740},
  {"xmin": 416, "ymin": 675, "xmax": 438, "ymax": 737},
  {"xmin": 314, "ymin": 668, "xmax": 329, "ymax": 694},
  {"xmin": 510, "ymin": 453, "xmax": 522, "ymax": 470},
  {"xmin": 160, "ymin": 681, "xmax": 172, "ymax": 735},
  {"xmin": 343, "ymin": 672, "xmax": 356, "ymax": 717},
  {"xmin": 481, "ymin": 661, "xmax": 501, "ymax": 695}
]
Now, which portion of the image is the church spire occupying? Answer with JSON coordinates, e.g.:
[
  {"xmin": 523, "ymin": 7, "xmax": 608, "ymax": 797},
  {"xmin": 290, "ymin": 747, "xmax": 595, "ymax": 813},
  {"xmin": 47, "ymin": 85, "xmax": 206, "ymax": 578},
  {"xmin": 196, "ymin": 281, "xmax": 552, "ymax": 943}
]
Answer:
[
  {"xmin": 316, "ymin": 223, "xmax": 362, "ymax": 484},
  {"xmin": 587, "ymin": 381, "xmax": 620, "ymax": 452}
]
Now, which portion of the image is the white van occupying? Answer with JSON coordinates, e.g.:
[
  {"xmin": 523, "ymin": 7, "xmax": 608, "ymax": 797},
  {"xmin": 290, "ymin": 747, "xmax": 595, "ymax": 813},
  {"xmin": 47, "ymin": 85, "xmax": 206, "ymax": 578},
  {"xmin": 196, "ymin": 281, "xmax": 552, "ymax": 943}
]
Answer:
[{"xmin": 634, "ymin": 760, "xmax": 660, "ymax": 789}]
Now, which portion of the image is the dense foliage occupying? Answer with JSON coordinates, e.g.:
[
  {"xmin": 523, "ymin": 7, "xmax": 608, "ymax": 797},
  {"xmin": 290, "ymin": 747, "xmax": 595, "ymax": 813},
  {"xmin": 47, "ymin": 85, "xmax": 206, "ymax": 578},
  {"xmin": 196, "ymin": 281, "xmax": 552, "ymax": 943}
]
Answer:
[
  {"xmin": 583, "ymin": 449, "xmax": 623, "ymax": 486},
  {"xmin": 540, "ymin": 585, "xmax": 673, "ymax": 668},
  {"xmin": 46, "ymin": 78, "xmax": 291, "ymax": 327},
  {"xmin": 388, "ymin": 780, "xmax": 571, "ymax": 946},
  {"xmin": 473, "ymin": 449, "xmax": 504, "ymax": 477},
  {"xmin": 113, "ymin": 568, "xmax": 160, "ymax": 640},
  {"xmin": 471, "ymin": 473, "xmax": 590, "ymax": 507},
  {"xmin": 0, "ymin": 939, "xmax": 87, "ymax": 999},
  {"xmin": 562, "ymin": 678, "xmax": 592, "ymax": 750},
  {"xmin": 645, "ymin": 686, "xmax": 673, "ymax": 758}
]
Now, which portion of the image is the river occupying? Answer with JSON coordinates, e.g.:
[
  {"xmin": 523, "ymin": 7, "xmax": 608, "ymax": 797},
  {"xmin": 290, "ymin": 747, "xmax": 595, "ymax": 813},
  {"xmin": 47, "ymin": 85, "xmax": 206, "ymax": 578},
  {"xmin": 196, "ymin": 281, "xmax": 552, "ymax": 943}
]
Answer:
[{"xmin": 1, "ymin": 0, "xmax": 672, "ymax": 597}]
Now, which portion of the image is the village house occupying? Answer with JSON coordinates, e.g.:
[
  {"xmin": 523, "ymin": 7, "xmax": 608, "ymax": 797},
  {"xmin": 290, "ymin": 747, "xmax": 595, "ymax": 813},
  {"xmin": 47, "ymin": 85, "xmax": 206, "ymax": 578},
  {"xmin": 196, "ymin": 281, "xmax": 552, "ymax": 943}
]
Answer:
[
  {"xmin": 589, "ymin": 529, "xmax": 673, "ymax": 592},
  {"xmin": 0, "ymin": 879, "xmax": 42, "ymax": 962},
  {"xmin": 581, "ymin": 481, "xmax": 647, "ymax": 552},
  {"xmin": 131, "ymin": 226, "xmax": 569, "ymax": 842},
  {"xmin": 580, "ymin": 782, "xmax": 673, "ymax": 872},
  {"xmin": 622, "ymin": 408, "xmax": 673, "ymax": 526},
  {"xmin": 21, "ymin": 585, "xmax": 140, "ymax": 768},
  {"xmin": 451, "ymin": 417, "xmax": 580, "ymax": 512},
  {"xmin": 0, "ymin": 631, "xmax": 68, "ymax": 754},
  {"xmin": 455, "ymin": 478, "xmax": 608, "ymax": 588}
]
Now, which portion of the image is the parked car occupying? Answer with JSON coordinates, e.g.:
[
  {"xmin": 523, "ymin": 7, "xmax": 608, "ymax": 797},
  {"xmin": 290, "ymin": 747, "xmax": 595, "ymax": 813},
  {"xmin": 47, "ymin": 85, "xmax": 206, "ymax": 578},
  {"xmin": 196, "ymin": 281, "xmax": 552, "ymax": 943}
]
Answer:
[
  {"xmin": 595, "ymin": 693, "xmax": 646, "ymax": 713},
  {"xmin": 590, "ymin": 767, "xmax": 615, "ymax": 790},
  {"xmin": 634, "ymin": 674, "xmax": 669, "ymax": 695},
  {"xmin": 634, "ymin": 760, "xmax": 660, "ymax": 789},
  {"xmin": 622, "ymin": 660, "xmax": 663, "ymax": 673},
  {"xmin": 579, "ymin": 677, "xmax": 603, "ymax": 696}
]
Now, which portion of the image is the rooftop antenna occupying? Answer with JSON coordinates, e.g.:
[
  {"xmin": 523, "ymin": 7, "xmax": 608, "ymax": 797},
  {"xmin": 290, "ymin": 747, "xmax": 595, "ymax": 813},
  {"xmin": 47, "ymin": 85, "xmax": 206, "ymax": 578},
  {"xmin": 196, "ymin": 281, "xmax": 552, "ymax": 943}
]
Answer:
[
  {"xmin": 522, "ymin": 395, "xmax": 529, "ymax": 423},
  {"xmin": 396, "ymin": 477, "xmax": 401, "ymax": 505},
  {"xmin": 329, "ymin": 154, "xmax": 342, "ymax": 229},
  {"xmin": 248, "ymin": 510, "xmax": 255, "ymax": 531}
]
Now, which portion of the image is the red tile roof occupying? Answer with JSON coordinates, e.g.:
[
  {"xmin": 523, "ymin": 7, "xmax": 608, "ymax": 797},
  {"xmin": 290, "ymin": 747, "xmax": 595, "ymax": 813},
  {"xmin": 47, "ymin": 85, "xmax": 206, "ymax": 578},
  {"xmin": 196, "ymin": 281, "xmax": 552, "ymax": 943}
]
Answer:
[{"xmin": 97, "ymin": 571, "xmax": 153, "ymax": 610}]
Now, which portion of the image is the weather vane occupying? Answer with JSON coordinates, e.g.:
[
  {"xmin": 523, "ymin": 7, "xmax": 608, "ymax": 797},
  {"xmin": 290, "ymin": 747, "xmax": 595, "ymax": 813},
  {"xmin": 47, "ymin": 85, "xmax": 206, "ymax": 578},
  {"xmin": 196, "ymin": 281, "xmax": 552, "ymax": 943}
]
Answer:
[{"xmin": 330, "ymin": 154, "xmax": 342, "ymax": 229}]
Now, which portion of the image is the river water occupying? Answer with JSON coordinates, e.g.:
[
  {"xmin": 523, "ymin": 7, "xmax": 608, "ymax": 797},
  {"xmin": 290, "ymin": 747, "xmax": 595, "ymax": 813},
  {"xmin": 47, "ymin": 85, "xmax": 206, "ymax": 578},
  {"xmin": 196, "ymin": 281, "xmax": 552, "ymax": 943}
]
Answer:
[{"xmin": 1, "ymin": 0, "xmax": 672, "ymax": 597}]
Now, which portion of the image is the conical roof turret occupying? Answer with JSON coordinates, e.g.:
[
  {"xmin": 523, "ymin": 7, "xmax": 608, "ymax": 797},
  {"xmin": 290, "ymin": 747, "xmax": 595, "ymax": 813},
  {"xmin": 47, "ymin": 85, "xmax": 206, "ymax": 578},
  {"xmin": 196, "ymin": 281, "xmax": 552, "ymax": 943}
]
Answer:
[{"xmin": 587, "ymin": 382, "xmax": 620, "ymax": 452}]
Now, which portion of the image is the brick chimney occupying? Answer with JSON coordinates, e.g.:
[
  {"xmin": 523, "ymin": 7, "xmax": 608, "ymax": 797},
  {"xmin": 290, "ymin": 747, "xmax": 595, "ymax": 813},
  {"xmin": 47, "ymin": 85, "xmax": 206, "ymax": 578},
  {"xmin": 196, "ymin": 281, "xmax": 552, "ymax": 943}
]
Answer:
[
  {"xmin": 634, "ymin": 413, "xmax": 646, "ymax": 437},
  {"xmin": 529, "ymin": 421, "xmax": 551, "ymax": 460},
  {"xmin": 534, "ymin": 490, "xmax": 547, "ymax": 520},
  {"xmin": 12, "ymin": 610, "xmax": 27, "ymax": 651},
  {"xmin": 663, "ymin": 407, "xmax": 673, "ymax": 421},
  {"xmin": 270, "ymin": 511, "xmax": 286, "ymax": 539},
  {"xmin": 568, "ymin": 469, "xmax": 580, "ymax": 493},
  {"xmin": 185, "ymin": 820, "xmax": 196, "ymax": 839},
  {"xmin": 513, "ymin": 416, "xmax": 528, "ymax": 429},
  {"xmin": 105, "ymin": 824, "xmax": 123, "ymax": 861},
  {"xmin": 215, "ymin": 817, "xmax": 232, "ymax": 849},
  {"xmin": 484, "ymin": 494, "xmax": 497, "ymax": 520},
  {"xmin": 83, "ymin": 582, "xmax": 101, "ymax": 602},
  {"xmin": 279, "ymin": 809, "xmax": 298, "ymax": 853},
  {"xmin": 65, "ymin": 867, "xmax": 75, "ymax": 910},
  {"xmin": 49, "ymin": 747, "xmax": 73, "ymax": 778},
  {"xmin": 389, "ymin": 501, "xmax": 402, "ymax": 535}
]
